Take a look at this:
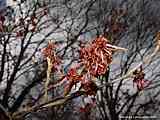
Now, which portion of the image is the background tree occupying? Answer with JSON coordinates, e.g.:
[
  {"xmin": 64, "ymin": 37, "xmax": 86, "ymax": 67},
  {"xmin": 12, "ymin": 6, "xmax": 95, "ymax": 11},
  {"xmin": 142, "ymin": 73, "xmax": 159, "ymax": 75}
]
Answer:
[{"xmin": 0, "ymin": 0, "xmax": 160, "ymax": 120}]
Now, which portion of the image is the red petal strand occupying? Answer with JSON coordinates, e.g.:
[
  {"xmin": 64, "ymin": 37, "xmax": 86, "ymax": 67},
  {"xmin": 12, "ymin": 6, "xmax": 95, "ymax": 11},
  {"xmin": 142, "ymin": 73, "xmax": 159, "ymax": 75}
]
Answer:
[
  {"xmin": 79, "ymin": 36, "xmax": 113, "ymax": 76},
  {"xmin": 133, "ymin": 67, "xmax": 151, "ymax": 91}
]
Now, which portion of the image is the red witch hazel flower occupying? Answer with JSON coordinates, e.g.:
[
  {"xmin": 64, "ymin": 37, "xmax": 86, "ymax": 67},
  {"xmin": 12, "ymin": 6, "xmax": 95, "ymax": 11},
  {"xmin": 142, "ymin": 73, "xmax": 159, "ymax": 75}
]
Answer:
[
  {"xmin": 42, "ymin": 41, "xmax": 56, "ymax": 57},
  {"xmin": 133, "ymin": 66, "xmax": 151, "ymax": 91},
  {"xmin": 64, "ymin": 67, "xmax": 98, "ymax": 96},
  {"xmin": 64, "ymin": 68, "xmax": 83, "ymax": 95},
  {"xmin": 80, "ymin": 35, "xmax": 126, "ymax": 77},
  {"xmin": 81, "ymin": 80, "xmax": 98, "ymax": 96},
  {"xmin": 41, "ymin": 41, "xmax": 61, "ymax": 72}
]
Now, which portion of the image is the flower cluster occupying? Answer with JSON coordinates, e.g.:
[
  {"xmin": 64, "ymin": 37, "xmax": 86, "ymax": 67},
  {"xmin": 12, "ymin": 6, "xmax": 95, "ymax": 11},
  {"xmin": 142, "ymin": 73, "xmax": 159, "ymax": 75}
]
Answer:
[
  {"xmin": 63, "ymin": 67, "xmax": 98, "ymax": 96},
  {"xmin": 80, "ymin": 36, "xmax": 112, "ymax": 76},
  {"xmin": 133, "ymin": 66, "xmax": 151, "ymax": 91},
  {"xmin": 81, "ymin": 80, "xmax": 98, "ymax": 96},
  {"xmin": 63, "ymin": 35, "xmax": 126, "ymax": 96},
  {"xmin": 64, "ymin": 68, "xmax": 83, "ymax": 95},
  {"xmin": 44, "ymin": 36, "xmax": 127, "ymax": 97},
  {"xmin": 41, "ymin": 41, "xmax": 60, "ymax": 72}
]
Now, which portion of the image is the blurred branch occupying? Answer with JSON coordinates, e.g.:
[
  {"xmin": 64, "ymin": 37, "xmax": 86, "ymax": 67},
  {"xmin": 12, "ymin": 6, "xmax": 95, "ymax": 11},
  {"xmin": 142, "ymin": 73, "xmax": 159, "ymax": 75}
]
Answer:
[{"xmin": 12, "ymin": 91, "xmax": 86, "ymax": 119}]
